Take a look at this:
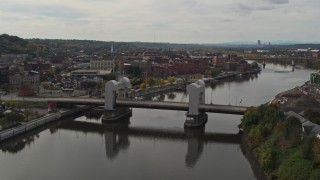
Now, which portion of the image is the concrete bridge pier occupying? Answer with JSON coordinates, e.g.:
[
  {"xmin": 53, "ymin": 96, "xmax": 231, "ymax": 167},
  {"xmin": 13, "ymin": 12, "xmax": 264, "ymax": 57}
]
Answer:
[
  {"xmin": 184, "ymin": 80, "xmax": 208, "ymax": 128},
  {"xmin": 102, "ymin": 77, "xmax": 132, "ymax": 123}
]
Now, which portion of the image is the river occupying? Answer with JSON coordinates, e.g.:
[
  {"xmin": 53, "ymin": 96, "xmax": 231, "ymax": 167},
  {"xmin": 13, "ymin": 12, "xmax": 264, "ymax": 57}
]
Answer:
[{"xmin": 0, "ymin": 63, "xmax": 315, "ymax": 180}]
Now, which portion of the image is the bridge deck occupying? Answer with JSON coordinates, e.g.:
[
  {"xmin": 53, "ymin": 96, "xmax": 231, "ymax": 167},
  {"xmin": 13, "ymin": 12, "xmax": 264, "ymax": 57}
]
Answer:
[{"xmin": 50, "ymin": 98, "xmax": 247, "ymax": 115}]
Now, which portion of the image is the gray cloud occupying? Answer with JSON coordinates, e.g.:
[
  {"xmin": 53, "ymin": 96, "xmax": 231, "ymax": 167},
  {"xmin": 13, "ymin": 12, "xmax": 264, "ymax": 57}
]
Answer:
[
  {"xmin": 232, "ymin": 0, "xmax": 289, "ymax": 15},
  {"xmin": 234, "ymin": 3, "xmax": 275, "ymax": 15},
  {"xmin": 2, "ymin": 4, "xmax": 88, "ymax": 20},
  {"xmin": 266, "ymin": 0, "xmax": 289, "ymax": 4},
  {"xmin": 0, "ymin": 0, "xmax": 318, "ymax": 43}
]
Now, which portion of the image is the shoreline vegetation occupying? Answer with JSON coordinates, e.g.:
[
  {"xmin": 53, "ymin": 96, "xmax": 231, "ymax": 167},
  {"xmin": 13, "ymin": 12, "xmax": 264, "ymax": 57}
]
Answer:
[{"xmin": 239, "ymin": 104, "xmax": 320, "ymax": 179}]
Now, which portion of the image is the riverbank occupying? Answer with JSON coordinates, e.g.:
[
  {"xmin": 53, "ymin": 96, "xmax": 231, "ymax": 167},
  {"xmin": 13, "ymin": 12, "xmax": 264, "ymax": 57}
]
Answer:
[
  {"xmin": 130, "ymin": 68, "xmax": 261, "ymax": 98},
  {"xmin": 0, "ymin": 106, "xmax": 92, "ymax": 142},
  {"xmin": 240, "ymin": 133, "xmax": 268, "ymax": 180},
  {"xmin": 203, "ymin": 68, "xmax": 261, "ymax": 83},
  {"xmin": 239, "ymin": 104, "xmax": 320, "ymax": 179}
]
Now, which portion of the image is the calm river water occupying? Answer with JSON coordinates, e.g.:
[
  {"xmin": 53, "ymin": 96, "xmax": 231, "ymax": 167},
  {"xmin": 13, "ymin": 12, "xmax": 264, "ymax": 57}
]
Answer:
[{"xmin": 0, "ymin": 63, "xmax": 315, "ymax": 180}]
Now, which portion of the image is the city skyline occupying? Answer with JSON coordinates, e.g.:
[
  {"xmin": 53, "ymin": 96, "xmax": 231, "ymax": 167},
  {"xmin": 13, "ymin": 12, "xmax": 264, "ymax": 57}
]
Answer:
[{"xmin": 0, "ymin": 0, "xmax": 319, "ymax": 43}]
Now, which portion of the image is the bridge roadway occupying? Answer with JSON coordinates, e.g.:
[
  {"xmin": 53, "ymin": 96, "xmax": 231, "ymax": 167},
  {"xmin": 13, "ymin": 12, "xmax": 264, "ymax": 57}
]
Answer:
[{"xmin": 46, "ymin": 98, "xmax": 247, "ymax": 115}]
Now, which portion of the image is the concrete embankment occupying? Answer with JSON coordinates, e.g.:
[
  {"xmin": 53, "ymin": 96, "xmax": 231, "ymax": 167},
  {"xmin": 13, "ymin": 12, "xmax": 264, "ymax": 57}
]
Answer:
[{"xmin": 0, "ymin": 106, "xmax": 91, "ymax": 142}]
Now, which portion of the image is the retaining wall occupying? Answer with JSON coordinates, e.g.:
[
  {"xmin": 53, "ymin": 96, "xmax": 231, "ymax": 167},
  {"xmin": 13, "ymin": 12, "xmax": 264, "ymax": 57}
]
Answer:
[{"xmin": 0, "ymin": 106, "xmax": 91, "ymax": 142}]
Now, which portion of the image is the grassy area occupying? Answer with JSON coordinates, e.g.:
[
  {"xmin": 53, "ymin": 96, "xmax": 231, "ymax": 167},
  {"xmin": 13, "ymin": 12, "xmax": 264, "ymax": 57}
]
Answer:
[{"xmin": 239, "ymin": 104, "xmax": 320, "ymax": 179}]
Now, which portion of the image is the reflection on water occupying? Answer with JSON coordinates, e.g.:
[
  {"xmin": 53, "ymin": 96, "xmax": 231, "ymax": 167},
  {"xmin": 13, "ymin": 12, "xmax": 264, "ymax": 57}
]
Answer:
[
  {"xmin": 1, "ymin": 134, "xmax": 39, "ymax": 154},
  {"xmin": 55, "ymin": 111, "xmax": 241, "ymax": 168}
]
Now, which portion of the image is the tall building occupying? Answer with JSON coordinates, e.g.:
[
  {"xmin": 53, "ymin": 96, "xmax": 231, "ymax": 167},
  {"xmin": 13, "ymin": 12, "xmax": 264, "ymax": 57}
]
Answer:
[{"xmin": 257, "ymin": 40, "xmax": 261, "ymax": 46}]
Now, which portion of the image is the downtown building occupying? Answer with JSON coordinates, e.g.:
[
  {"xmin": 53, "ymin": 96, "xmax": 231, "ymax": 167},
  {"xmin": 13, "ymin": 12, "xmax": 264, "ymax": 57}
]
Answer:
[
  {"xmin": 9, "ymin": 71, "xmax": 40, "ymax": 92},
  {"xmin": 90, "ymin": 59, "xmax": 114, "ymax": 71}
]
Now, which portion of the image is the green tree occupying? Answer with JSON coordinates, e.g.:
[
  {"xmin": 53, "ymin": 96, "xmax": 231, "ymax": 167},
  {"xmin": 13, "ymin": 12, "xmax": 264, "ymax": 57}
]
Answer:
[
  {"xmin": 146, "ymin": 78, "xmax": 156, "ymax": 87},
  {"xmin": 128, "ymin": 66, "xmax": 141, "ymax": 77},
  {"xmin": 250, "ymin": 62, "xmax": 259, "ymax": 69},
  {"xmin": 205, "ymin": 69, "xmax": 212, "ymax": 77},
  {"xmin": 256, "ymin": 144, "xmax": 276, "ymax": 172},
  {"xmin": 211, "ymin": 68, "xmax": 221, "ymax": 77},
  {"xmin": 140, "ymin": 83, "xmax": 146, "ymax": 89},
  {"xmin": 159, "ymin": 79, "xmax": 166, "ymax": 86},
  {"xmin": 304, "ymin": 109, "xmax": 320, "ymax": 125},
  {"xmin": 313, "ymin": 139, "xmax": 320, "ymax": 164},
  {"xmin": 86, "ymin": 81, "xmax": 97, "ymax": 89},
  {"xmin": 54, "ymin": 67, "xmax": 62, "ymax": 74},
  {"xmin": 47, "ymin": 68, "xmax": 54, "ymax": 77},
  {"xmin": 105, "ymin": 73, "xmax": 116, "ymax": 81},
  {"xmin": 167, "ymin": 93, "xmax": 176, "ymax": 100},
  {"xmin": 6, "ymin": 112, "xmax": 25, "ymax": 126},
  {"xmin": 1, "ymin": 84, "xmax": 10, "ymax": 92},
  {"xmin": 157, "ymin": 94, "xmax": 165, "ymax": 101}
]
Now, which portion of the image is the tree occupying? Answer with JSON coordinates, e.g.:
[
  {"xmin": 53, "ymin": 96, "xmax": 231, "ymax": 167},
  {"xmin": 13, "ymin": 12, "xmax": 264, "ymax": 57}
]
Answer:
[
  {"xmin": 211, "ymin": 68, "xmax": 221, "ymax": 77},
  {"xmin": 168, "ymin": 77, "xmax": 176, "ymax": 85},
  {"xmin": 47, "ymin": 68, "xmax": 54, "ymax": 77},
  {"xmin": 140, "ymin": 83, "xmax": 146, "ymax": 89},
  {"xmin": 105, "ymin": 73, "xmax": 116, "ymax": 81},
  {"xmin": 205, "ymin": 69, "xmax": 212, "ymax": 78},
  {"xmin": 195, "ymin": 74, "xmax": 201, "ymax": 80},
  {"xmin": 304, "ymin": 109, "xmax": 320, "ymax": 125},
  {"xmin": 128, "ymin": 66, "xmax": 141, "ymax": 77},
  {"xmin": 313, "ymin": 139, "xmax": 320, "ymax": 164},
  {"xmin": 86, "ymin": 81, "xmax": 97, "ymax": 89},
  {"xmin": 159, "ymin": 79, "xmax": 166, "ymax": 86},
  {"xmin": 1, "ymin": 83, "xmax": 10, "ymax": 92},
  {"xmin": 146, "ymin": 78, "xmax": 156, "ymax": 87},
  {"xmin": 6, "ymin": 112, "xmax": 25, "ymax": 126},
  {"xmin": 167, "ymin": 93, "xmax": 176, "ymax": 100},
  {"xmin": 42, "ymin": 82, "xmax": 50, "ymax": 90},
  {"xmin": 250, "ymin": 62, "xmax": 259, "ymax": 69},
  {"xmin": 54, "ymin": 67, "xmax": 62, "ymax": 74},
  {"xmin": 157, "ymin": 94, "xmax": 165, "ymax": 101}
]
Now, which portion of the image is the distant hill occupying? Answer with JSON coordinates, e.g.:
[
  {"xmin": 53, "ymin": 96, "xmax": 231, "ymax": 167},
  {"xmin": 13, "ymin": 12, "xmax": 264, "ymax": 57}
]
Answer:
[
  {"xmin": 28, "ymin": 38, "xmax": 203, "ymax": 55},
  {"xmin": 204, "ymin": 40, "xmax": 320, "ymax": 48},
  {"xmin": 0, "ymin": 34, "xmax": 51, "ymax": 57},
  {"xmin": 0, "ymin": 34, "xmax": 29, "ymax": 54}
]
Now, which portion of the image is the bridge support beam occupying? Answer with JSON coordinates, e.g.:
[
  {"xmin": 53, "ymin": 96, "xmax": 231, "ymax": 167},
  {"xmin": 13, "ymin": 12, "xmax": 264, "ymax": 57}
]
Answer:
[
  {"xmin": 185, "ymin": 80, "xmax": 208, "ymax": 128},
  {"xmin": 103, "ymin": 77, "xmax": 132, "ymax": 123},
  {"xmin": 102, "ymin": 108, "xmax": 132, "ymax": 123},
  {"xmin": 184, "ymin": 112, "xmax": 208, "ymax": 128}
]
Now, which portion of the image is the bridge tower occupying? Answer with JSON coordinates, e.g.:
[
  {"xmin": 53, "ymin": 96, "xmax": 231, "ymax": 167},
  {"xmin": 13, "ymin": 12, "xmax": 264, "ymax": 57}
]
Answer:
[
  {"xmin": 103, "ymin": 77, "xmax": 132, "ymax": 122},
  {"xmin": 185, "ymin": 80, "xmax": 208, "ymax": 128}
]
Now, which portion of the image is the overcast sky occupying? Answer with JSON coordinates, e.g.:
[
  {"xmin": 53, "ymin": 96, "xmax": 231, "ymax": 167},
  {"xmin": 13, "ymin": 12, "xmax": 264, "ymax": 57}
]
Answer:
[{"xmin": 0, "ymin": 0, "xmax": 319, "ymax": 43}]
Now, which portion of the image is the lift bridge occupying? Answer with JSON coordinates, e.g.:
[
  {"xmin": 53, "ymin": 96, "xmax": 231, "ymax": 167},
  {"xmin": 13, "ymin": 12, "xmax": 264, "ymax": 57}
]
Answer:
[{"xmin": 51, "ymin": 77, "xmax": 248, "ymax": 128}]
